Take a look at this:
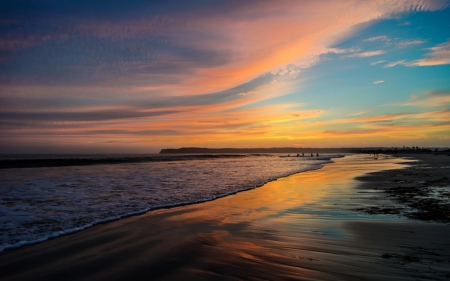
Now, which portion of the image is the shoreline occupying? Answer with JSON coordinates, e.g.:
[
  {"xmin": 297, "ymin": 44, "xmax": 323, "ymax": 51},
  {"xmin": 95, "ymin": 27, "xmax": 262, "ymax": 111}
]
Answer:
[
  {"xmin": 0, "ymin": 156, "xmax": 338, "ymax": 253},
  {"xmin": 1, "ymin": 154, "xmax": 449, "ymax": 280}
]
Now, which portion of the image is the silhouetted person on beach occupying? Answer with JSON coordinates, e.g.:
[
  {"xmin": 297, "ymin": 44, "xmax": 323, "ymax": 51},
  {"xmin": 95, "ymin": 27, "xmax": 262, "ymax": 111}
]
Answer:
[
  {"xmin": 302, "ymin": 153, "xmax": 304, "ymax": 157},
  {"xmin": 296, "ymin": 154, "xmax": 299, "ymax": 157},
  {"xmin": 316, "ymin": 153, "xmax": 319, "ymax": 157},
  {"xmin": 311, "ymin": 153, "xmax": 313, "ymax": 157}
]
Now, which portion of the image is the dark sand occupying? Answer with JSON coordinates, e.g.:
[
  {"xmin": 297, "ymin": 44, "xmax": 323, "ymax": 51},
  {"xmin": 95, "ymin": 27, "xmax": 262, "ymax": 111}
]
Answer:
[
  {"xmin": 355, "ymin": 154, "xmax": 450, "ymax": 222},
  {"xmin": 1, "ymin": 154, "xmax": 449, "ymax": 280}
]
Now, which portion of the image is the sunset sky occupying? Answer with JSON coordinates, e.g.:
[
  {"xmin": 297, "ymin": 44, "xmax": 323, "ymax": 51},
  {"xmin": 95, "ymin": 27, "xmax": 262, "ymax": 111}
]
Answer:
[{"xmin": 1, "ymin": 0, "xmax": 450, "ymax": 153}]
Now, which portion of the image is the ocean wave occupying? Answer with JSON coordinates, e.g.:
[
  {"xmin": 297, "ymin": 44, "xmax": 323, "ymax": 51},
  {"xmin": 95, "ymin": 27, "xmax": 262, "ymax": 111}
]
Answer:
[
  {"xmin": 0, "ymin": 154, "xmax": 343, "ymax": 252},
  {"xmin": 0, "ymin": 154, "xmax": 247, "ymax": 169}
]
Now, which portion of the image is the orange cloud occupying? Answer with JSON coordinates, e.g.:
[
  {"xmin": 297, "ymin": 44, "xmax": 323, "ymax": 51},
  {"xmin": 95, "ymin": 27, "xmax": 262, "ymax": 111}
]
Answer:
[
  {"xmin": 329, "ymin": 113, "xmax": 412, "ymax": 124},
  {"xmin": 412, "ymin": 109, "xmax": 450, "ymax": 121}
]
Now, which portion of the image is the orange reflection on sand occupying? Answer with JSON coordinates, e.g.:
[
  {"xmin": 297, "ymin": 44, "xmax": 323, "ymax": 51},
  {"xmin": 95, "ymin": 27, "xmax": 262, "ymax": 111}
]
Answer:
[
  {"xmin": 152, "ymin": 155, "xmax": 409, "ymax": 280},
  {"xmin": 179, "ymin": 156, "xmax": 402, "ymax": 225}
]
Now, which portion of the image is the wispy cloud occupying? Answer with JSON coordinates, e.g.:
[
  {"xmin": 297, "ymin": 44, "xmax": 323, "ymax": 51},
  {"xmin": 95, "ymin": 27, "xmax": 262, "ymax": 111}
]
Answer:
[
  {"xmin": 401, "ymin": 90, "xmax": 450, "ymax": 107},
  {"xmin": 412, "ymin": 109, "xmax": 450, "ymax": 122},
  {"xmin": 0, "ymin": 109, "xmax": 179, "ymax": 123},
  {"xmin": 383, "ymin": 60, "xmax": 406, "ymax": 68},
  {"xmin": 383, "ymin": 40, "xmax": 450, "ymax": 68},
  {"xmin": 373, "ymin": 80, "xmax": 384, "ymax": 84},
  {"xmin": 347, "ymin": 110, "xmax": 369, "ymax": 116},
  {"xmin": 364, "ymin": 122, "xmax": 450, "ymax": 139},
  {"xmin": 364, "ymin": 36, "xmax": 390, "ymax": 42},
  {"xmin": 349, "ymin": 50, "xmax": 386, "ymax": 57},
  {"xmin": 237, "ymin": 91, "xmax": 256, "ymax": 97},
  {"xmin": 319, "ymin": 129, "xmax": 383, "ymax": 137},
  {"xmin": 406, "ymin": 40, "xmax": 450, "ymax": 66},
  {"xmin": 396, "ymin": 39, "xmax": 425, "ymax": 48},
  {"xmin": 364, "ymin": 35, "xmax": 426, "ymax": 49},
  {"xmin": 316, "ymin": 108, "xmax": 450, "ymax": 140},
  {"xmin": 398, "ymin": 21, "xmax": 412, "ymax": 26},
  {"xmin": 329, "ymin": 113, "xmax": 412, "ymax": 125},
  {"xmin": 370, "ymin": 60, "xmax": 386, "ymax": 66}
]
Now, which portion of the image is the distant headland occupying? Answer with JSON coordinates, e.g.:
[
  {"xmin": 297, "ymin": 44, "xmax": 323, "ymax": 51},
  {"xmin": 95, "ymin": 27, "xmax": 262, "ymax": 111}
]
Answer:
[
  {"xmin": 159, "ymin": 147, "xmax": 349, "ymax": 154},
  {"xmin": 159, "ymin": 147, "xmax": 449, "ymax": 154}
]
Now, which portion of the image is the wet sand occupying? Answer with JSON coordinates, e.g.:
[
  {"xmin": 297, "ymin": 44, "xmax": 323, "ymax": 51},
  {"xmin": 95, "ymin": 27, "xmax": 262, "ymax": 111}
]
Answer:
[{"xmin": 1, "ymin": 154, "xmax": 449, "ymax": 280}]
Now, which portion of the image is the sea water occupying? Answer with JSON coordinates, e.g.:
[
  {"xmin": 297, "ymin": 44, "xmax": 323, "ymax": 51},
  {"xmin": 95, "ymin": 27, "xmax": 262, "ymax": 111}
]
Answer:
[{"xmin": 0, "ymin": 154, "xmax": 342, "ymax": 251}]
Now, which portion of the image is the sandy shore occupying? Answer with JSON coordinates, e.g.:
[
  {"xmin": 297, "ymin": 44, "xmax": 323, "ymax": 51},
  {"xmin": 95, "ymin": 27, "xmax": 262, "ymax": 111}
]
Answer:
[
  {"xmin": 355, "ymin": 154, "xmax": 450, "ymax": 222},
  {"xmin": 1, "ymin": 154, "xmax": 449, "ymax": 280}
]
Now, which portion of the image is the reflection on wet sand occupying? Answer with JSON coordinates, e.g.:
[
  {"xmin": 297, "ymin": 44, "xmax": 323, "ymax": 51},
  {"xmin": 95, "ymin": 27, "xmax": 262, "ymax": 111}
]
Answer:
[{"xmin": 1, "ymin": 155, "xmax": 449, "ymax": 281}]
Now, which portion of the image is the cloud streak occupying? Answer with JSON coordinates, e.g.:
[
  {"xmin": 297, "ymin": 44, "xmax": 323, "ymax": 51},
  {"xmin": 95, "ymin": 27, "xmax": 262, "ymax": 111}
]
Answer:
[
  {"xmin": 382, "ymin": 40, "xmax": 450, "ymax": 68},
  {"xmin": 383, "ymin": 60, "xmax": 407, "ymax": 68},
  {"xmin": 349, "ymin": 50, "xmax": 386, "ymax": 57},
  {"xmin": 401, "ymin": 90, "xmax": 450, "ymax": 107},
  {"xmin": 407, "ymin": 40, "xmax": 450, "ymax": 66},
  {"xmin": 364, "ymin": 36, "xmax": 390, "ymax": 42},
  {"xmin": 396, "ymin": 39, "xmax": 425, "ymax": 48}
]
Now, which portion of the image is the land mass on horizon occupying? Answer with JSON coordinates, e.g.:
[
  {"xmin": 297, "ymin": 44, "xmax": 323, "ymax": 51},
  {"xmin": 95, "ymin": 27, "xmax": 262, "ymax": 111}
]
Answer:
[
  {"xmin": 160, "ymin": 147, "xmax": 350, "ymax": 154},
  {"xmin": 159, "ymin": 147, "xmax": 443, "ymax": 154}
]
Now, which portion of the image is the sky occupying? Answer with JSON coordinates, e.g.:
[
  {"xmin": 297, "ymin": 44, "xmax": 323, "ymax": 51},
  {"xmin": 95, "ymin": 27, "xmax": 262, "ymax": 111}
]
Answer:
[{"xmin": 1, "ymin": 0, "xmax": 450, "ymax": 153}]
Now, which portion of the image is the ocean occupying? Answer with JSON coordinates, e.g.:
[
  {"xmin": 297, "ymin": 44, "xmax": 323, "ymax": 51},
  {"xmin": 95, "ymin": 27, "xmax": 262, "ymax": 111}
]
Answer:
[{"xmin": 0, "ymin": 153, "xmax": 342, "ymax": 251}]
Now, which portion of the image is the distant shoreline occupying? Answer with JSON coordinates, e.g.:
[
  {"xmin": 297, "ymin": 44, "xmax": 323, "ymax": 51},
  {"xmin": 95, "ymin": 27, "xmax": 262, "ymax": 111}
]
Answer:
[
  {"xmin": 159, "ymin": 146, "xmax": 447, "ymax": 154},
  {"xmin": 160, "ymin": 147, "xmax": 352, "ymax": 154},
  {"xmin": 1, "ymin": 147, "xmax": 447, "ymax": 169}
]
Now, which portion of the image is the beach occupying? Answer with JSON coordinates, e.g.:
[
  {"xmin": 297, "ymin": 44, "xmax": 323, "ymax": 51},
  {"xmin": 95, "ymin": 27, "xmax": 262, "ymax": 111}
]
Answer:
[{"xmin": 1, "ymin": 154, "xmax": 449, "ymax": 281}]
